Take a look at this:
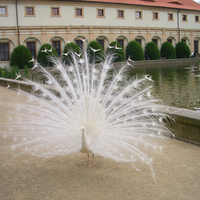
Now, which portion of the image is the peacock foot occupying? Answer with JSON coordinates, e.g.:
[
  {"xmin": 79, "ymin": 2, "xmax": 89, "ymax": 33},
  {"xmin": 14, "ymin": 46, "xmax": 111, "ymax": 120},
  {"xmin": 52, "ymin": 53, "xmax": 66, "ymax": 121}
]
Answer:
[{"xmin": 89, "ymin": 163, "xmax": 96, "ymax": 167}]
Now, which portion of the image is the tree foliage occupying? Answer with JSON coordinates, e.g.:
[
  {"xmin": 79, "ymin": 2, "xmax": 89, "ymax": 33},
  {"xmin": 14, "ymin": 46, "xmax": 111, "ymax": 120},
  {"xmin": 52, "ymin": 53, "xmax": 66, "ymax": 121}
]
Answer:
[
  {"xmin": 145, "ymin": 42, "xmax": 160, "ymax": 60},
  {"xmin": 175, "ymin": 41, "xmax": 190, "ymax": 58},
  {"xmin": 87, "ymin": 41, "xmax": 104, "ymax": 63},
  {"xmin": 160, "ymin": 41, "xmax": 176, "ymax": 59},
  {"xmin": 10, "ymin": 45, "xmax": 33, "ymax": 69},
  {"xmin": 106, "ymin": 41, "xmax": 125, "ymax": 62},
  {"xmin": 37, "ymin": 43, "xmax": 58, "ymax": 67},
  {"xmin": 62, "ymin": 42, "xmax": 82, "ymax": 65},
  {"xmin": 125, "ymin": 40, "xmax": 144, "ymax": 61}
]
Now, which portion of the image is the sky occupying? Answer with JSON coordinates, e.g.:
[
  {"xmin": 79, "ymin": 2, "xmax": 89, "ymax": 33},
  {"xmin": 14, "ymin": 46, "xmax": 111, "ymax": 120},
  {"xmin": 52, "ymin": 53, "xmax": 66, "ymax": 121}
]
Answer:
[{"xmin": 193, "ymin": 0, "xmax": 200, "ymax": 3}]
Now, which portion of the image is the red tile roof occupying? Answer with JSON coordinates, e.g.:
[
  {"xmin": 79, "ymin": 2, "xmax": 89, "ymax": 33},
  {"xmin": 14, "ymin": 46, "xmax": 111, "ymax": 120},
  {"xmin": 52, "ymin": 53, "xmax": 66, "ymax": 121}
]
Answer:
[{"xmin": 77, "ymin": 0, "xmax": 200, "ymax": 11}]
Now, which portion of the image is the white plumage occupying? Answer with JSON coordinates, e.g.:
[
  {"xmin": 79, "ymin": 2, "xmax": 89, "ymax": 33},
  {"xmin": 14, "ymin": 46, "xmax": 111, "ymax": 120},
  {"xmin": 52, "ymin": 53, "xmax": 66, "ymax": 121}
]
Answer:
[{"xmin": 1, "ymin": 51, "xmax": 173, "ymax": 180}]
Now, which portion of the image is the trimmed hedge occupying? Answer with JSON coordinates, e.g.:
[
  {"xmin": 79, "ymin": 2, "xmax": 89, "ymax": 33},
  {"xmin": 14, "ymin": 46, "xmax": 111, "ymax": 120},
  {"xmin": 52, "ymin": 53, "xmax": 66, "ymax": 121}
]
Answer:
[
  {"xmin": 160, "ymin": 41, "xmax": 176, "ymax": 59},
  {"xmin": 62, "ymin": 42, "xmax": 82, "ymax": 64},
  {"xmin": 10, "ymin": 45, "xmax": 33, "ymax": 69},
  {"xmin": 125, "ymin": 40, "xmax": 145, "ymax": 61},
  {"xmin": 175, "ymin": 41, "xmax": 190, "ymax": 58},
  {"xmin": 145, "ymin": 42, "xmax": 160, "ymax": 60},
  {"xmin": 37, "ymin": 43, "xmax": 58, "ymax": 67},
  {"xmin": 87, "ymin": 41, "xmax": 104, "ymax": 63},
  {"xmin": 0, "ymin": 66, "xmax": 30, "ymax": 79},
  {"xmin": 106, "ymin": 41, "xmax": 125, "ymax": 62}
]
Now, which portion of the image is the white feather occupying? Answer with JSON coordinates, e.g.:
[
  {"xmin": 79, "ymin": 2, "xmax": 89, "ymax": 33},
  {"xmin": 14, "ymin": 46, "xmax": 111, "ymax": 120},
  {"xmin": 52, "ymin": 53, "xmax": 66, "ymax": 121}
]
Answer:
[{"xmin": 1, "ymin": 51, "xmax": 172, "ymax": 181}]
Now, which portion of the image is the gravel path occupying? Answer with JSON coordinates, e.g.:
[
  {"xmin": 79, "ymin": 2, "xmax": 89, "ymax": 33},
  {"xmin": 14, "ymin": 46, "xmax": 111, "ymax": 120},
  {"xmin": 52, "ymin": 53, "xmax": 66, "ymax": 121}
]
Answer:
[{"xmin": 0, "ymin": 86, "xmax": 200, "ymax": 200}]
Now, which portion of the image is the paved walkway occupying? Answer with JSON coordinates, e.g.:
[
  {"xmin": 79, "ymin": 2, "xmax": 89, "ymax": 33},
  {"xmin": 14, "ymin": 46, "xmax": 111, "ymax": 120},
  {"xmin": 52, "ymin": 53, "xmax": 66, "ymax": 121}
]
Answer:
[{"xmin": 0, "ymin": 86, "xmax": 200, "ymax": 200}]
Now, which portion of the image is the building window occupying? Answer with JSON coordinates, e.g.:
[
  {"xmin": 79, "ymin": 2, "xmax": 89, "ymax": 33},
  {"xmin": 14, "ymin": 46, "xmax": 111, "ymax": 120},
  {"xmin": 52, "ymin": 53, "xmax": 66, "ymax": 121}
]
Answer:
[
  {"xmin": 195, "ymin": 15, "xmax": 199, "ymax": 23},
  {"xmin": 136, "ymin": 39, "xmax": 141, "ymax": 45},
  {"xmin": 194, "ymin": 40, "xmax": 198, "ymax": 54},
  {"xmin": 182, "ymin": 14, "xmax": 187, "ymax": 22},
  {"xmin": 136, "ymin": 11, "xmax": 142, "ymax": 19},
  {"xmin": 118, "ymin": 10, "xmax": 124, "ymax": 18},
  {"xmin": 25, "ymin": 6, "xmax": 35, "ymax": 16},
  {"xmin": 117, "ymin": 39, "xmax": 124, "ymax": 49},
  {"xmin": 168, "ymin": 13, "xmax": 173, "ymax": 21},
  {"xmin": 75, "ymin": 8, "xmax": 83, "ymax": 17},
  {"xmin": 75, "ymin": 40, "xmax": 83, "ymax": 50},
  {"xmin": 27, "ymin": 42, "xmax": 36, "ymax": 59},
  {"xmin": 153, "ymin": 12, "xmax": 159, "ymax": 20},
  {"xmin": 0, "ymin": 6, "xmax": 7, "ymax": 16},
  {"xmin": 167, "ymin": 39, "xmax": 172, "ymax": 44},
  {"xmin": 0, "ymin": 43, "xmax": 9, "ymax": 61},
  {"xmin": 152, "ymin": 39, "xmax": 157, "ymax": 46},
  {"xmin": 181, "ymin": 39, "xmax": 186, "ymax": 42},
  {"xmin": 97, "ymin": 9, "xmax": 105, "ymax": 18},
  {"xmin": 97, "ymin": 39, "xmax": 104, "ymax": 50},
  {"xmin": 52, "ymin": 41, "xmax": 61, "ymax": 57},
  {"xmin": 51, "ymin": 7, "xmax": 60, "ymax": 17}
]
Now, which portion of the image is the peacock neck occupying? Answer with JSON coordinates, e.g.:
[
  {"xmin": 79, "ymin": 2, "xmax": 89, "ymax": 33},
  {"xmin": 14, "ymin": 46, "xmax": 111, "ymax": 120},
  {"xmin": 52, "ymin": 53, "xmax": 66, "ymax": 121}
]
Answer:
[{"xmin": 81, "ymin": 129, "xmax": 90, "ymax": 153}]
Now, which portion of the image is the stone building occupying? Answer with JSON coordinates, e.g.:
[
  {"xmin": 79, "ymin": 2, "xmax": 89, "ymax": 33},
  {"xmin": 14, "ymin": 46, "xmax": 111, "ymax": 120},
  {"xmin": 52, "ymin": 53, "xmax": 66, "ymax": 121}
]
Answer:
[{"xmin": 0, "ymin": 0, "xmax": 200, "ymax": 68}]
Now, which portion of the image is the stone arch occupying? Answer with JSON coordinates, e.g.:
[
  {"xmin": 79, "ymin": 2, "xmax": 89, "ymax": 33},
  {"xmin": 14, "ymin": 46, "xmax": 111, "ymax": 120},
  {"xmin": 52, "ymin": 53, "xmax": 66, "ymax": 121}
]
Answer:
[
  {"xmin": 73, "ymin": 36, "xmax": 88, "ymax": 51},
  {"xmin": 0, "ymin": 37, "xmax": 16, "ymax": 47},
  {"xmin": 21, "ymin": 36, "xmax": 42, "ymax": 58},
  {"xmin": 134, "ymin": 35, "xmax": 147, "ymax": 50},
  {"xmin": 48, "ymin": 36, "xmax": 67, "ymax": 56},
  {"xmin": 115, "ymin": 35, "xmax": 129, "ymax": 50},
  {"xmin": 151, "ymin": 36, "xmax": 162, "ymax": 50},
  {"xmin": 0, "ymin": 37, "xmax": 16, "ymax": 69},
  {"xmin": 95, "ymin": 35, "xmax": 110, "ymax": 52},
  {"xmin": 166, "ymin": 36, "xmax": 177, "ymax": 47},
  {"xmin": 181, "ymin": 36, "xmax": 190, "ymax": 46}
]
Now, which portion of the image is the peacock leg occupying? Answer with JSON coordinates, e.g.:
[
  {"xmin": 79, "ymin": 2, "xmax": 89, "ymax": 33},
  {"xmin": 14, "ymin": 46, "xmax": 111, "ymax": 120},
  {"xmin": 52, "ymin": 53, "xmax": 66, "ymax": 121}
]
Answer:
[
  {"xmin": 84, "ymin": 153, "xmax": 90, "ymax": 166},
  {"xmin": 89, "ymin": 154, "xmax": 95, "ymax": 167}
]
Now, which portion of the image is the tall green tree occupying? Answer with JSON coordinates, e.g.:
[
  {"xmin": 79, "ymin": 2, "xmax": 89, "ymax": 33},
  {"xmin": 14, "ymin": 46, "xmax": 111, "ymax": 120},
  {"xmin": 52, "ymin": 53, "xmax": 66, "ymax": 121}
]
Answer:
[
  {"xmin": 87, "ymin": 41, "xmax": 104, "ymax": 63},
  {"xmin": 160, "ymin": 41, "xmax": 176, "ymax": 59},
  {"xmin": 145, "ymin": 42, "xmax": 160, "ymax": 60},
  {"xmin": 126, "ymin": 40, "xmax": 144, "ymax": 61},
  {"xmin": 37, "ymin": 43, "xmax": 58, "ymax": 67},
  {"xmin": 62, "ymin": 42, "xmax": 82, "ymax": 65},
  {"xmin": 10, "ymin": 45, "xmax": 33, "ymax": 69},
  {"xmin": 175, "ymin": 41, "xmax": 190, "ymax": 58},
  {"xmin": 106, "ymin": 41, "xmax": 125, "ymax": 62}
]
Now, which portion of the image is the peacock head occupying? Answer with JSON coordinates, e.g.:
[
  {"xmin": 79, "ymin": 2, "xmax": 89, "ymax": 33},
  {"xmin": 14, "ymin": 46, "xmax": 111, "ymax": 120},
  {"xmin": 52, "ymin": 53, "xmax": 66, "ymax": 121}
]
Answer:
[{"xmin": 81, "ymin": 127, "xmax": 85, "ymax": 133}]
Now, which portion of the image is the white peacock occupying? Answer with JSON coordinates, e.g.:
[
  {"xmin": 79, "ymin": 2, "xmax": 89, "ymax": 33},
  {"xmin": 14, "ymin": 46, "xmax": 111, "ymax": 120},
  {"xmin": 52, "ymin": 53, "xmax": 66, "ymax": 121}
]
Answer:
[{"xmin": 1, "ymin": 51, "xmax": 173, "ymax": 180}]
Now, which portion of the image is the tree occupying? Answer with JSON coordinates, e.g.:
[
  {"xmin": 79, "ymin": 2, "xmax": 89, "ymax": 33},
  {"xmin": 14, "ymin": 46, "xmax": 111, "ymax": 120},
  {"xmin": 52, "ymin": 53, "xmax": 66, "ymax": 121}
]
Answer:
[
  {"xmin": 37, "ymin": 43, "xmax": 58, "ymax": 67},
  {"xmin": 87, "ymin": 41, "xmax": 104, "ymax": 63},
  {"xmin": 145, "ymin": 42, "xmax": 160, "ymax": 60},
  {"xmin": 62, "ymin": 42, "xmax": 82, "ymax": 65},
  {"xmin": 106, "ymin": 41, "xmax": 125, "ymax": 62},
  {"xmin": 10, "ymin": 45, "xmax": 32, "ymax": 69},
  {"xmin": 160, "ymin": 41, "xmax": 176, "ymax": 59},
  {"xmin": 126, "ymin": 40, "xmax": 144, "ymax": 61},
  {"xmin": 175, "ymin": 41, "xmax": 190, "ymax": 58}
]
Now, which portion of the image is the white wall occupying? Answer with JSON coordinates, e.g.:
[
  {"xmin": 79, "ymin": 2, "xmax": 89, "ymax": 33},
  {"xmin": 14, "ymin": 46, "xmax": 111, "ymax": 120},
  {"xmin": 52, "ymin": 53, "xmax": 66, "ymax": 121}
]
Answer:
[{"xmin": 1, "ymin": 2, "xmax": 197, "ymax": 30}]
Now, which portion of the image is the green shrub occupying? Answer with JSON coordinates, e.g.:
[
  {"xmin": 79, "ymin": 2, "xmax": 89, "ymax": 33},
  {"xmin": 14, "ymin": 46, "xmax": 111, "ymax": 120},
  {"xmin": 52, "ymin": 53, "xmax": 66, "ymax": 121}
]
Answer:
[
  {"xmin": 10, "ymin": 45, "xmax": 33, "ymax": 69},
  {"xmin": 9, "ymin": 66, "xmax": 20, "ymax": 79},
  {"xmin": 175, "ymin": 41, "xmax": 190, "ymax": 58},
  {"xmin": 0, "ymin": 68, "xmax": 5, "ymax": 78},
  {"xmin": 145, "ymin": 42, "xmax": 160, "ymax": 60},
  {"xmin": 62, "ymin": 42, "xmax": 82, "ymax": 64},
  {"xmin": 126, "ymin": 40, "xmax": 145, "ymax": 61},
  {"xmin": 160, "ymin": 42, "xmax": 176, "ymax": 59},
  {"xmin": 37, "ymin": 43, "xmax": 58, "ymax": 67},
  {"xmin": 87, "ymin": 41, "xmax": 104, "ymax": 63},
  {"xmin": 0, "ymin": 66, "xmax": 22, "ymax": 79},
  {"xmin": 106, "ymin": 41, "xmax": 125, "ymax": 62}
]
